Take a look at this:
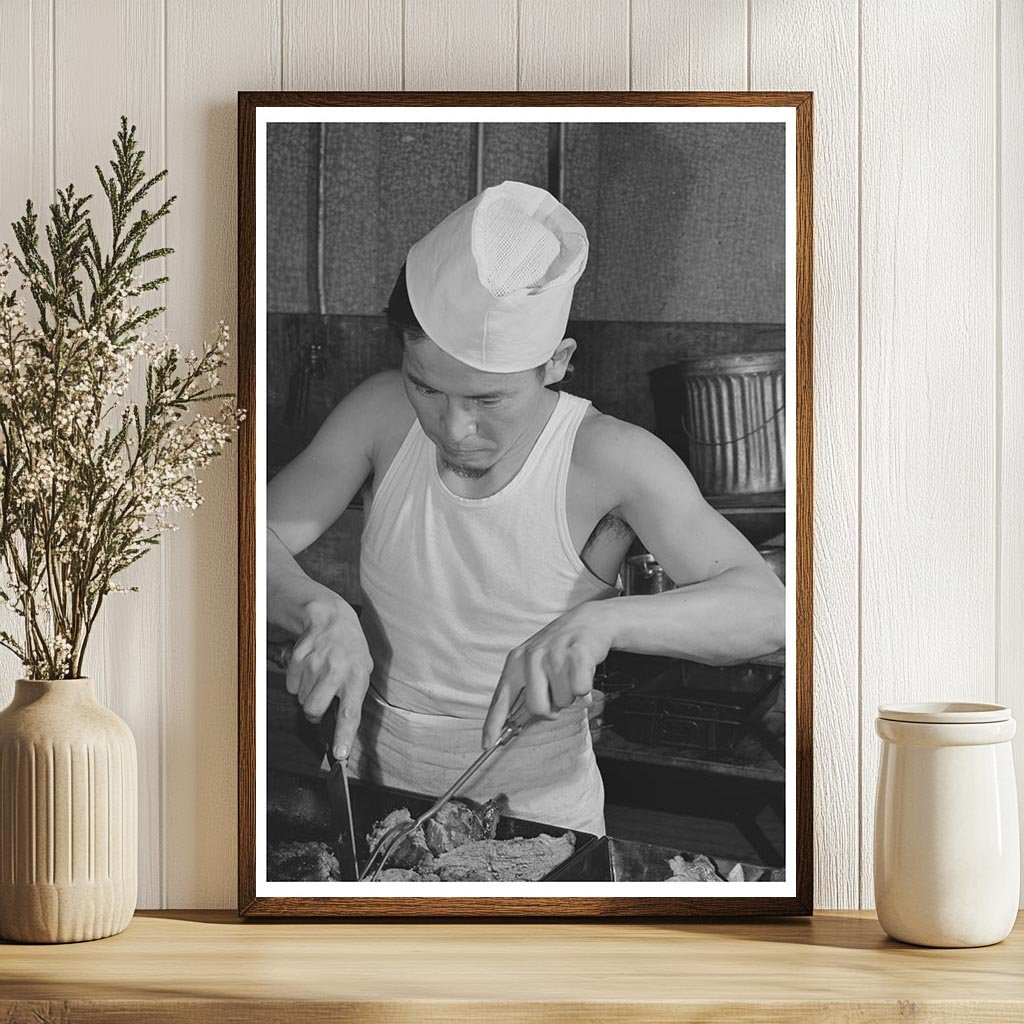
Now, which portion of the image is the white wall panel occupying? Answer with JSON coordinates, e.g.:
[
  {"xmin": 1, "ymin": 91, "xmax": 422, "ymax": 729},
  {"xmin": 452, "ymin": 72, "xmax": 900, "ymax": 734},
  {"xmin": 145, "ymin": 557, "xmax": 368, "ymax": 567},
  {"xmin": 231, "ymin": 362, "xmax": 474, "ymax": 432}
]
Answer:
[
  {"xmin": 1000, "ymin": 0, "xmax": 1024, "ymax": 900},
  {"xmin": 163, "ymin": 0, "xmax": 280, "ymax": 908},
  {"xmin": 53, "ymin": 0, "xmax": 167, "ymax": 909},
  {"xmin": 632, "ymin": 0, "xmax": 746, "ymax": 91},
  {"xmin": 405, "ymin": 0, "xmax": 516, "ymax": 90},
  {"xmin": 0, "ymin": 0, "xmax": 51, "ymax": 239},
  {"xmin": 0, "ymin": 0, "xmax": 53, "ymax": 694},
  {"xmin": 750, "ymin": 0, "xmax": 860, "ymax": 910},
  {"xmin": 519, "ymin": 0, "xmax": 629, "ymax": 90},
  {"xmin": 283, "ymin": 0, "xmax": 402, "ymax": 91},
  {"xmin": 859, "ymin": 0, "xmax": 998, "ymax": 908},
  {"xmin": 0, "ymin": 0, "xmax": 1019, "ymax": 911}
]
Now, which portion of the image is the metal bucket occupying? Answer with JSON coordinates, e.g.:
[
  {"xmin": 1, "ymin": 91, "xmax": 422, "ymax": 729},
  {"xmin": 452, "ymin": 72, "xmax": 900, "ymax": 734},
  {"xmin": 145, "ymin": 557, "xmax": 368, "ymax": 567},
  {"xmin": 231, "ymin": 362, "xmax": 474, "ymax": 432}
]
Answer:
[{"xmin": 649, "ymin": 351, "xmax": 785, "ymax": 497}]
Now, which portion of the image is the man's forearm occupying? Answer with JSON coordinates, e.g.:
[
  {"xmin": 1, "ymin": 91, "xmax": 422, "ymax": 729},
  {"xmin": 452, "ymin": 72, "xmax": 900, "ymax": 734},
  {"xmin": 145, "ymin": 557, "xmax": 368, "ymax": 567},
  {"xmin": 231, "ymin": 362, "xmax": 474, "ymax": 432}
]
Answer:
[
  {"xmin": 587, "ymin": 565, "xmax": 785, "ymax": 666},
  {"xmin": 267, "ymin": 528, "xmax": 351, "ymax": 635}
]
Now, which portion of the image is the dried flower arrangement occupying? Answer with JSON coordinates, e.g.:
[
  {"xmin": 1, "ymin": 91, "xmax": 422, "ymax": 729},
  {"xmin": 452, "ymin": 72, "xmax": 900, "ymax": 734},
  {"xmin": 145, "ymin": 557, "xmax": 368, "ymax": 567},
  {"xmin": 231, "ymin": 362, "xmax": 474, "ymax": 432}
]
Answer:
[{"xmin": 0, "ymin": 118, "xmax": 242, "ymax": 679}]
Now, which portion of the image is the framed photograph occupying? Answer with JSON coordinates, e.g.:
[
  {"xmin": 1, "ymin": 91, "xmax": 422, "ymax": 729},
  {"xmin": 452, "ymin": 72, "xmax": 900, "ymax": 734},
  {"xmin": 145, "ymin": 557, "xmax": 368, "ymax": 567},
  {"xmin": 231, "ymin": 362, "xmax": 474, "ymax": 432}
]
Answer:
[{"xmin": 238, "ymin": 91, "xmax": 812, "ymax": 917}]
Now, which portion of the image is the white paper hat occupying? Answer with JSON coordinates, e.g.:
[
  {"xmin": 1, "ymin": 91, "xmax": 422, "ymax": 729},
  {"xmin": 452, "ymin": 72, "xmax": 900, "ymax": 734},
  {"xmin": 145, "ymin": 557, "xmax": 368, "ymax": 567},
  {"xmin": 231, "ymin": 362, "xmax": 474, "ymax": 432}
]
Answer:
[{"xmin": 405, "ymin": 180, "xmax": 589, "ymax": 373}]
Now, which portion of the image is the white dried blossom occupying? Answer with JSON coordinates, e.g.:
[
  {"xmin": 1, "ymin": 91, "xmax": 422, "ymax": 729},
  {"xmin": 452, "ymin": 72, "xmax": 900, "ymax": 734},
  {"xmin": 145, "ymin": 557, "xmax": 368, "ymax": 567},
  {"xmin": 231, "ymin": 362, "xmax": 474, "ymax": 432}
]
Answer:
[
  {"xmin": 0, "ymin": 249, "xmax": 243, "ymax": 677},
  {"xmin": 0, "ymin": 120, "xmax": 245, "ymax": 678}
]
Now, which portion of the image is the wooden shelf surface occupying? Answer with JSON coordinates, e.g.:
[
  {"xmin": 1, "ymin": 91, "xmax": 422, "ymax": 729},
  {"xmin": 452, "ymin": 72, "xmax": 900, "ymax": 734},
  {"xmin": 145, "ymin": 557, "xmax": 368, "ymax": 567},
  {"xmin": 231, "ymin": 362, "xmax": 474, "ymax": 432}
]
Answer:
[
  {"xmin": 707, "ymin": 490, "xmax": 786, "ymax": 515},
  {"xmin": 2, "ymin": 910, "xmax": 1023, "ymax": 1022}
]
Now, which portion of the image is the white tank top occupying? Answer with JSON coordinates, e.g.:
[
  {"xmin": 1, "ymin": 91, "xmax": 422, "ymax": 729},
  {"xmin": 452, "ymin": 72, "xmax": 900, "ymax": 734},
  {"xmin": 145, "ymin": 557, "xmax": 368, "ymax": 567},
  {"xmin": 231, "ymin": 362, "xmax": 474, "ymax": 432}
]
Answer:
[{"xmin": 359, "ymin": 390, "xmax": 617, "ymax": 719}]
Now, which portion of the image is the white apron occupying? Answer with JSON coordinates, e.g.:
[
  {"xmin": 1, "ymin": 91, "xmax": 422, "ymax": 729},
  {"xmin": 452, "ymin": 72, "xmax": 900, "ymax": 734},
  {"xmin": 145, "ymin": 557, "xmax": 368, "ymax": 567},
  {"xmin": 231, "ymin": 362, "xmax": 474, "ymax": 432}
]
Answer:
[{"xmin": 348, "ymin": 691, "xmax": 606, "ymax": 835}]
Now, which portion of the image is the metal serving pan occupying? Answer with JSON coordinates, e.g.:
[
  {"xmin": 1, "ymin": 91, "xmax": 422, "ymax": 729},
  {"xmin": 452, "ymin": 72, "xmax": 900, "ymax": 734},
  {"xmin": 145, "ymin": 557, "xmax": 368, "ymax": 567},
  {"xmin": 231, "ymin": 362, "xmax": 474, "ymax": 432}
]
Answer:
[
  {"xmin": 545, "ymin": 835, "xmax": 785, "ymax": 882},
  {"xmin": 266, "ymin": 769, "xmax": 600, "ymax": 881}
]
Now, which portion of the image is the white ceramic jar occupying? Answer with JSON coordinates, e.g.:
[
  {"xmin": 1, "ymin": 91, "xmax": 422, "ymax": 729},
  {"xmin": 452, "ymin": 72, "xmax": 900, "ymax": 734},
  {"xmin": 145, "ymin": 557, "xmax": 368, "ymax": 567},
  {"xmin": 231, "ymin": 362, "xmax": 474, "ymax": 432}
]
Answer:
[{"xmin": 874, "ymin": 702, "xmax": 1019, "ymax": 947}]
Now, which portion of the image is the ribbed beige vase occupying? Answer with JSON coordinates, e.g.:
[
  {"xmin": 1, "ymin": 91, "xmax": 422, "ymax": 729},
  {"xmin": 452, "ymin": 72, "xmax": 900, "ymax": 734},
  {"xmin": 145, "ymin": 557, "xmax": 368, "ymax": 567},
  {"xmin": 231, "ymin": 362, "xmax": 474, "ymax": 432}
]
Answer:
[{"xmin": 0, "ymin": 678, "xmax": 137, "ymax": 943}]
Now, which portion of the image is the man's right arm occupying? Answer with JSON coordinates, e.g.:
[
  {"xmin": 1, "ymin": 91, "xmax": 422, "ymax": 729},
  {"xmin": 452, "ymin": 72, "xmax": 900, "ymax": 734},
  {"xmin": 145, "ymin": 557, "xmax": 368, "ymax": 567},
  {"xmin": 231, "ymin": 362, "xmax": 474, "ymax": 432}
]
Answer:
[{"xmin": 267, "ymin": 371, "xmax": 399, "ymax": 758}]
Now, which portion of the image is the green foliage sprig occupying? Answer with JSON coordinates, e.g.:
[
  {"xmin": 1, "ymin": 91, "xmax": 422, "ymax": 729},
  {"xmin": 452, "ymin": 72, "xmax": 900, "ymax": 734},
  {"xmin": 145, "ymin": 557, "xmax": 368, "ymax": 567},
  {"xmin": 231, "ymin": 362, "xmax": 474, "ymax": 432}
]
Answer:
[{"xmin": 0, "ymin": 117, "xmax": 242, "ymax": 679}]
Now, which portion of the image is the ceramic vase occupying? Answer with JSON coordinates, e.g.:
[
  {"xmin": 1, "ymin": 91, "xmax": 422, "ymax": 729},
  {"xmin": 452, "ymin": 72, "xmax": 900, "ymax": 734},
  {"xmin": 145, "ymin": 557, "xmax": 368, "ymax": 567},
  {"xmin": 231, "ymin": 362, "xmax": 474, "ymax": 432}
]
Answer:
[
  {"xmin": 0, "ymin": 678, "xmax": 137, "ymax": 943},
  {"xmin": 874, "ymin": 702, "xmax": 1019, "ymax": 948}
]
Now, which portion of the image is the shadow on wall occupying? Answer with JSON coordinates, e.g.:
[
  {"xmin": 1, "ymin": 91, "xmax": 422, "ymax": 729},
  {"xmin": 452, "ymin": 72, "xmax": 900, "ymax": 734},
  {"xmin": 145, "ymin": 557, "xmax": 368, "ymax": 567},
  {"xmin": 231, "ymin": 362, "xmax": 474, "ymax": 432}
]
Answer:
[{"xmin": 163, "ymin": 99, "xmax": 241, "ymax": 903}]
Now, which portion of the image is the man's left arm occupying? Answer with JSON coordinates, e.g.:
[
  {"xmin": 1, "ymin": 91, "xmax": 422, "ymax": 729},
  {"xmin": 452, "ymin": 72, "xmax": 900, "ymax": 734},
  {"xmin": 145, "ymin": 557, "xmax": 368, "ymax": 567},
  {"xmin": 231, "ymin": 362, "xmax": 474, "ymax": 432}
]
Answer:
[
  {"xmin": 482, "ymin": 420, "xmax": 785, "ymax": 747},
  {"xmin": 587, "ymin": 419, "xmax": 786, "ymax": 665}
]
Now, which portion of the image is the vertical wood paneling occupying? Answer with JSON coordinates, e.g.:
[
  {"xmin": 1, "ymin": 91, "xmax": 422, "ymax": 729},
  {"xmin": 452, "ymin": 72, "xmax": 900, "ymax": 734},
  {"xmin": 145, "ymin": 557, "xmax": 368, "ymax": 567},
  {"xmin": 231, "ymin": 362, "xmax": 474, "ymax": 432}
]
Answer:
[
  {"xmin": 631, "ymin": 0, "xmax": 746, "ymax": 90},
  {"xmin": 0, "ymin": 0, "xmax": 53, "ymax": 698},
  {"xmin": 0, "ymin": 0, "xmax": 52, "ymax": 237},
  {"xmin": 519, "ymin": 0, "xmax": 629, "ymax": 90},
  {"xmin": 405, "ymin": 0, "xmax": 516, "ymax": 89},
  {"xmin": 283, "ymin": 0, "xmax": 402, "ymax": 90},
  {"xmin": 52, "ymin": 0, "xmax": 165, "ymax": 910},
  {"xmin": 1000, "ymin": 0, "xmax": 1024, "ymax": 900},
  {"xmin": 860, "ymin": 0, "xmax": 998, "ymax": 908},
  {"xmin": 750, "ymin": 0, "xmax": 860, "ymax": 910},
  {"xmin": 164, "ymin": 0, "xmax": 279, "ymax": 908},
  {"xmin": 1, "ymin": 0, "xmax": 1021, "ymax": 913}
]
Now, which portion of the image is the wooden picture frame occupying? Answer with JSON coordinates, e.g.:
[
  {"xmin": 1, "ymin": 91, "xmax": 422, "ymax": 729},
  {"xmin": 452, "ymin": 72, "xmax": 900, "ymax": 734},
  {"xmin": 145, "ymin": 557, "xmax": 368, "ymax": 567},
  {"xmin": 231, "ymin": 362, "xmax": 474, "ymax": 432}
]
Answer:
[{"xmin": 238, "ymin": 91, "xmax": 812, "ymax": 917}]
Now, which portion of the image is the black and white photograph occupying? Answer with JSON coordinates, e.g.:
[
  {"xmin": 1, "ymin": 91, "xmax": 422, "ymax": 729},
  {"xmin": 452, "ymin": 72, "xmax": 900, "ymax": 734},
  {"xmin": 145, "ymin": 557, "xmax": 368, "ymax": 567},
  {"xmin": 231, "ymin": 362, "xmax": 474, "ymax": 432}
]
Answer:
[{"xmin": 242, "ymin": 96, "xmax": 810, "ymax": 914}]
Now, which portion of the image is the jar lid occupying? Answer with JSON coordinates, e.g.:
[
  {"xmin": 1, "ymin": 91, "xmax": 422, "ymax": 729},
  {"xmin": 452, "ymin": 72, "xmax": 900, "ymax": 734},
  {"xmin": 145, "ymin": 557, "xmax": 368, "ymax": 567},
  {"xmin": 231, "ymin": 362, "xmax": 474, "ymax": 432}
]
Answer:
[{"xmin": 877, "ymin": 702, "xmax": 1011, "ymax": 724}]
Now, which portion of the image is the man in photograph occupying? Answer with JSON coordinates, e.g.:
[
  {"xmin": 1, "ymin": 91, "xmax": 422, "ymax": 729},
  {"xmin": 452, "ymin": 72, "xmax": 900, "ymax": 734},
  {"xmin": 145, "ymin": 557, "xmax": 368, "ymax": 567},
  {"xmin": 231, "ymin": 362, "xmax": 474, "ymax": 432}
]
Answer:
[{"xmin": 266, "ymin": 180, "xmax": 784, "ymax": 833}]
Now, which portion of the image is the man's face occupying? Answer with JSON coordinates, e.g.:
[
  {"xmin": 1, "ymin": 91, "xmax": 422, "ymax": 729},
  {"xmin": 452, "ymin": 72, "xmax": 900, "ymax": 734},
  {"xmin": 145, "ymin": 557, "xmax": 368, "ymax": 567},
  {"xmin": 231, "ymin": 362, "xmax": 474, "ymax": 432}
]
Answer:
[{"xmin": 401, "ymin": 336, "xmax": 550, "ymax": 480}]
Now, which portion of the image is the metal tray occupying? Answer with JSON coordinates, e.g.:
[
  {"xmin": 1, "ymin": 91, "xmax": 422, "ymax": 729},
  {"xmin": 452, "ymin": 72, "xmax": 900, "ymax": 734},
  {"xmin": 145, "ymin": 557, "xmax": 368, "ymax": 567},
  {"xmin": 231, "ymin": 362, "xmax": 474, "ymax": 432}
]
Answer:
[
  {"xmin": 267, "ymin": 768, "xmax": 600, "ymax": 881},
  {"xmin": 602, "ymin": 667, "xmax": 783, "ymax": 753},
  {"xmin": 545, "ymin": 835, "xmax": 784, "ymax": 882}
]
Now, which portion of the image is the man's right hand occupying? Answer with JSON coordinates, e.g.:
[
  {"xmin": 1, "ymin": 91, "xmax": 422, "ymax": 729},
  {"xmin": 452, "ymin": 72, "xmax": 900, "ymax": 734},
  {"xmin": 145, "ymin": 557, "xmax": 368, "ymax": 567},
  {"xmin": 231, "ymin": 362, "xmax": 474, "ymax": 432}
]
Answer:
[{"xmin": 285, "ymin": 600, "xmax": 373, "ymax": 761}]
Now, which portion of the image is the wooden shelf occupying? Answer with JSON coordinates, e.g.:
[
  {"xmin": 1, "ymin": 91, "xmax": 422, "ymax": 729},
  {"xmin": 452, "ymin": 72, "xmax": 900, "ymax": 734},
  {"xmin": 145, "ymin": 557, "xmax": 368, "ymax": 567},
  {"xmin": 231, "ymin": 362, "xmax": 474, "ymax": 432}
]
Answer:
[
  {"xmin": 707, "ymin": 490, "xmax": 786, "ymax": 515},
  {"xmin": 594, "ymin": 714, "xmax": 785, "ymax": 784},
  {"xmin": 2, "ymin": 910, "xmax": 1022, "ymax": 1021}
]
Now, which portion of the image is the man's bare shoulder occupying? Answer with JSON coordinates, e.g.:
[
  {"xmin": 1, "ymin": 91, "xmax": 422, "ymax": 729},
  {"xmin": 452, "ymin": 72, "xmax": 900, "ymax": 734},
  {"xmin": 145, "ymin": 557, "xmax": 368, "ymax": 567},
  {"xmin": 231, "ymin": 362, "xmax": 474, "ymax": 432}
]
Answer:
[
  {"xmin": 573, "ymin": 407, "xmax": 668, "ymax": 471},
  {"xmin": 572, "ymin": 406, "xmax": 700, "ymax": 505},
  {"xmin": 342, "ymin": 368, "xmax": 409, "ymax": 416},
  {"xmin": 324, "ymin": 369, "xmax": 415, "ymax": 448},
  {"xmin": 268, "ymin": 371, "xmax": 411, "ymax": 550}
]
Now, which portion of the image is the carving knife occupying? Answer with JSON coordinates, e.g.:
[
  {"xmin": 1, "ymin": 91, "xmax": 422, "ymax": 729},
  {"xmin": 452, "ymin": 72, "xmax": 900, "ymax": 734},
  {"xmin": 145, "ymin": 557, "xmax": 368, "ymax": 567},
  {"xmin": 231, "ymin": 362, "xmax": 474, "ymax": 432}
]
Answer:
[
  {"xmin": 289, "ymin": 681, "xmax": 361, "ymax": 880},
  {"xmin": 324, "ymin": 740, "xmax": 360, "ymax": 883},
  {"xmin": 273, "ymin": 640, "xmax": 361, "ymax": 880}
]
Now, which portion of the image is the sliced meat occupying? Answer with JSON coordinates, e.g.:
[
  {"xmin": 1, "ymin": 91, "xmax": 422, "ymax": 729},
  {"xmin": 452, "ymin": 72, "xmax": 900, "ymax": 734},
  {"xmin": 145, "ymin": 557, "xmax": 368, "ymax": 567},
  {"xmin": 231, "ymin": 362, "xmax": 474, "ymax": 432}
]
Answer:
[
  {"xmin": 422, "ymin": 799, "xmax": 503, "ymax": 855},
  {"xmin": 365, "ymin": 808, "xmax": 435, "ymax": 872},
  {"xmin": 666, "ymin": 853, "xmax": 724, "ymax": 882},
  {"xmin": 365, "ymin": 798, "xmax": 564, "ymax": 882},
  {"xmin": 377, "ymin": 867, "xmax": 441, "ymax": 882},
  {"xmin": 267, "ymin": 841, "xmax": 340, "ymax": 881},
  {"xmin": 432, "ymin": 833, "xmax": 576, "ymax": 882}
]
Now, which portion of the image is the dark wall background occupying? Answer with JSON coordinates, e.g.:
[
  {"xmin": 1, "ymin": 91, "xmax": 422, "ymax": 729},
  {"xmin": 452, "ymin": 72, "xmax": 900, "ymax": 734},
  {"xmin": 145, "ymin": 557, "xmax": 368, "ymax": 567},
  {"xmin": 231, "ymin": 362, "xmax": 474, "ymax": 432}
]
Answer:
[
  {"xmin": 267, "ymin": 121, "xmax": 785, "ymax": 323},
  {"xmin": 566, "ymin": 123, "xmax": 785, "ymax": 324}
]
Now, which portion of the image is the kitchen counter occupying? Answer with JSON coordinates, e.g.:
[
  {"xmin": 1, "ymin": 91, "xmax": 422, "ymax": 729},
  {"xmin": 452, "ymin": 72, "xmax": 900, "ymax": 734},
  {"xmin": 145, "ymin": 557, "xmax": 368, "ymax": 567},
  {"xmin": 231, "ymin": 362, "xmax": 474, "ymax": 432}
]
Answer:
[{"xmin": 2, "ymin": 910, "xmax": 1022, "ymax": 1022}]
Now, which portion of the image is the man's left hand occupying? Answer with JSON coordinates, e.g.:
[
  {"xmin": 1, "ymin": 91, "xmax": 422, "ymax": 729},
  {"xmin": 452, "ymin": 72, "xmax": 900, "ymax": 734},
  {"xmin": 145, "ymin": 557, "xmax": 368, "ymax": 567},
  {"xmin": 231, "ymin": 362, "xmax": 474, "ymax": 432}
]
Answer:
[{"xmin": 481, "ymin": 603, "xmax": 611, "ymax": 749}]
